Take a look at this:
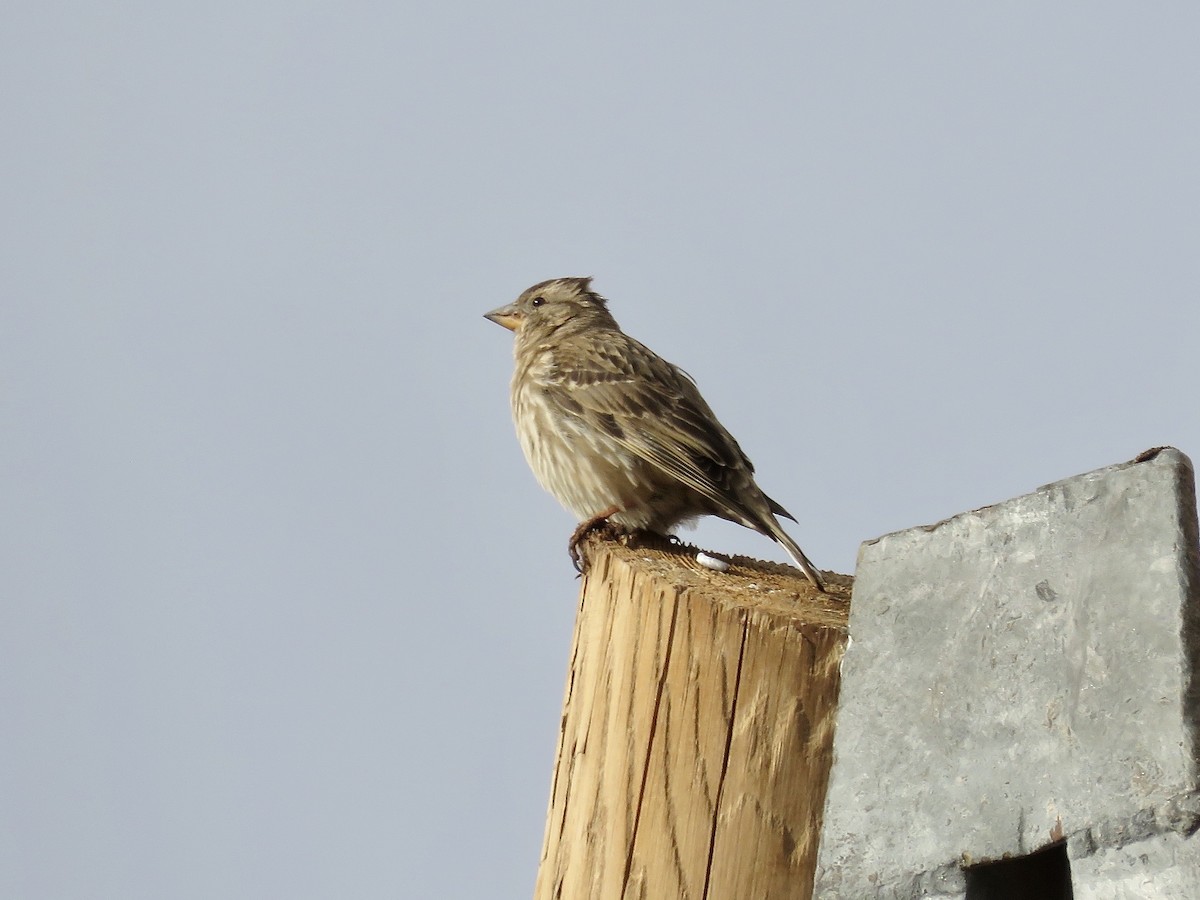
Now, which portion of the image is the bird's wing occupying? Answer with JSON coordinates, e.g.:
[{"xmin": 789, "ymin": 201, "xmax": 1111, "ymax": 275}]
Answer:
[{"xmin": 545, "ymin": 330, "xmax": 764, "ymax": 523}]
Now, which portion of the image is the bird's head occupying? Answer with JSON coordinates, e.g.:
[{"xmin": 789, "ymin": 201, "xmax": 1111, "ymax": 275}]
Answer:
[{"xmin": 484, "ymin": 277, "xmax": 616, "ymax": 341}]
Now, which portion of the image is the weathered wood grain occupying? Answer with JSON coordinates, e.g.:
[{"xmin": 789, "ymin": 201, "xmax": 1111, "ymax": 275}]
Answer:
[{"xmin": 534, "ymin": 536, "xmax": 850, "ymax": 900}]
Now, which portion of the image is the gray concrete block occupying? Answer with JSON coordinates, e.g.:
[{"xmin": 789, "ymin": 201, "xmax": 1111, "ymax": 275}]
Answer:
[
  {"xmin": 1072, "ymin": 829, "xmax": 1200, "ymax": 900},
  {"xmin": 815, "ymin": 448, "xmax": 1200, "ymax": 898}
]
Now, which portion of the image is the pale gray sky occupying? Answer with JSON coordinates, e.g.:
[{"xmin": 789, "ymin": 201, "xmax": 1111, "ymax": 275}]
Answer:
[{"xmin": 3, "ymin": 4, "xmax": 1197, "ymax": 898}]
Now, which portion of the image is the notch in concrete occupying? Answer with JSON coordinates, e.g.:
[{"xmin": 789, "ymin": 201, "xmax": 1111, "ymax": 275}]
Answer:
[{"xmin": 964, "ymin": 841, "xmax": 1073, "ymax": 900}]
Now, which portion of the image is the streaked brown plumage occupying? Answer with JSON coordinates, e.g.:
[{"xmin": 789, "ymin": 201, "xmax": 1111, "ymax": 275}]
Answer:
[{"xmin": 485, "ymin": 277, "xmax": 824, "ymax": 590}]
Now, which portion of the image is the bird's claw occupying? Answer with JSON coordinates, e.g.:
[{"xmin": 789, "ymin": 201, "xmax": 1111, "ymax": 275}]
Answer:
[{"xmin": 568, "ymin": 506, "xmax": 622, "ymax": 573}]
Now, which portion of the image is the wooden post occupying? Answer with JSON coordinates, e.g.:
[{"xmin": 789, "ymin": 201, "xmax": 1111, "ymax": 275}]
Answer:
[{"xmin": 534, "ymin": 535, "xmax": 851, "ymax": 900}]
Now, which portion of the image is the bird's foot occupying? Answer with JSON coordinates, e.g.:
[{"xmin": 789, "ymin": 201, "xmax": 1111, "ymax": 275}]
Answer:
[{"xmin": 569, "ymin": 506, "xmax": 622, "ymax": 574}]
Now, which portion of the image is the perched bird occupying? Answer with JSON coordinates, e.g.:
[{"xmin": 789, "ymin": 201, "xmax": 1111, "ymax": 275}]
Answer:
[{"xmin": 484, "ymin": 277, "xmax": 825, "ymax": 590}]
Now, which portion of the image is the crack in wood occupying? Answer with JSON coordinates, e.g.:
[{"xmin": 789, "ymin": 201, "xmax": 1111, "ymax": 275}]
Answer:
[
  {"xmin": 702, "ymin": 613, "xmax": 750, "ymax": 900},
  {"xmin": 621, "ymin": 588, "xmax": 682, "ymax": 897}
]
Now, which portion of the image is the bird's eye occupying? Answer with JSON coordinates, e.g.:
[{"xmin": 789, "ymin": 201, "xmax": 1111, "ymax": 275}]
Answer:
[{"xmin": 531, "ymin": 296, "xmax": 545, "ymax": 307}]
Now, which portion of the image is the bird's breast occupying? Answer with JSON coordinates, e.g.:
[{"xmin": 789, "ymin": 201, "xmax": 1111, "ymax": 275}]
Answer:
[{"xmin": 510, "ymin": 371, "xmax": 667, "ymax": 526}]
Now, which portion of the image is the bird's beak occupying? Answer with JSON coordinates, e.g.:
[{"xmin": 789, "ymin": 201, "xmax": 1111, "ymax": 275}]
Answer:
[{"xmin": 484, "ymin": 303, "xmax": 522, "ymax": 332}]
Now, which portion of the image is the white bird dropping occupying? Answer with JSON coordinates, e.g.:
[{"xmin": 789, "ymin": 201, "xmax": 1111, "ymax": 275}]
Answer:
[{"xmin": 696, "ymin": 551, "xmax": 730, "ymax": 572}]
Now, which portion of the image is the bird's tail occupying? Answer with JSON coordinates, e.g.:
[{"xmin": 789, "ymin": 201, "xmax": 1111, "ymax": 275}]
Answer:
[{"xmin": 763, "ymin": 517, "xmax": 825, "ymax": 591}]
